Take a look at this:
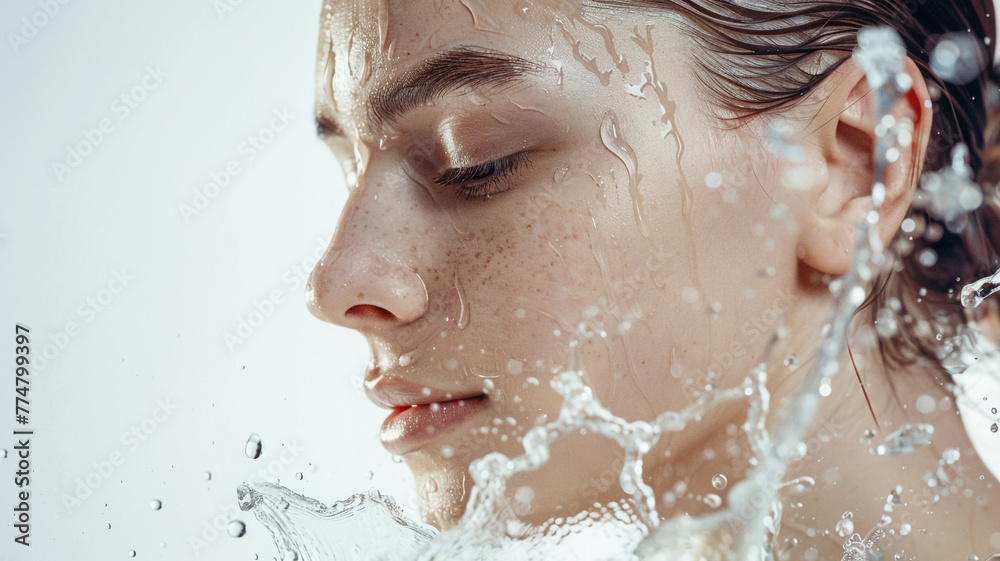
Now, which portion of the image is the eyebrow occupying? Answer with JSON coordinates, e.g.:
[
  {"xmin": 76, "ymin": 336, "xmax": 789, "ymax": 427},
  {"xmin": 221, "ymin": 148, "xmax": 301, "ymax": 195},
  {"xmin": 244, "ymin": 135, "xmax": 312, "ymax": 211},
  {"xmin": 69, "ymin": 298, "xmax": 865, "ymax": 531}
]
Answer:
[{"xmin": 316, "ymin": 46, "xmax": 544, "ymax": 138}]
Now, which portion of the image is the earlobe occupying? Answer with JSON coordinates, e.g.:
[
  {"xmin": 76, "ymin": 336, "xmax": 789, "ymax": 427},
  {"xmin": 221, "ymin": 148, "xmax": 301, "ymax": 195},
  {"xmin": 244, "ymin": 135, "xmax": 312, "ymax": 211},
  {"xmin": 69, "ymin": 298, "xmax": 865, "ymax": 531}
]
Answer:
[{"xmin": 796, "ymin": 57, "xmax": 933, "ymax": 276}]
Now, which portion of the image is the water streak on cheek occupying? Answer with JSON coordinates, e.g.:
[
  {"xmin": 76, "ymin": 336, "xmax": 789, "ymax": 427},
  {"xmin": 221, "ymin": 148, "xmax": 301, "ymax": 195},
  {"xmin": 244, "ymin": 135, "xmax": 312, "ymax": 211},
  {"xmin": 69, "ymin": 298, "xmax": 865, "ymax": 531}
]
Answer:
[
  {"xmin": 599, "ymin": 110, "xmax": 647, "ymax": 240},
  {"xmin": 629, "ymin": 24, "xmax": 712, "ymax": 371},
  {"xmin": 454, "ymin": 272, "xmax": 470, "ymax": 330},
  {"xmin": 585, "ymin": 202, "xmax": 653, "ymax": 412}
]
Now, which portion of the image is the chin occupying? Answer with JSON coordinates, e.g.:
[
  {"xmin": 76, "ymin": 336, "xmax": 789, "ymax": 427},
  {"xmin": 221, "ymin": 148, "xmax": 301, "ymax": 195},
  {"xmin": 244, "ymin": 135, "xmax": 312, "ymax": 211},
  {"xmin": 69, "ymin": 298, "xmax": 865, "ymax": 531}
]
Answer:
[{"xmin": 407, "ymin": 460, "xmax": 473, "ymax": 530}]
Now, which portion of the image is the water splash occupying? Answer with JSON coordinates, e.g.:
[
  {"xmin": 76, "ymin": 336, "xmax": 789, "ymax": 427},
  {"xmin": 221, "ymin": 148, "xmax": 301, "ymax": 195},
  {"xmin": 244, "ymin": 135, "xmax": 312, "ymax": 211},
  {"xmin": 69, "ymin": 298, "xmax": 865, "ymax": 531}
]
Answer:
[
  {"xmin": 869, "ymin": 424, "xmax": 934, "ymax": 456},
  {"xmin": 962, "ymin": 271, "xmax": 1000, "ymax": 309},
  {"xmin": 237, "ymin": 483, "xmax": 435, "ymax": 561},
  {"xmin": 914, "ymin": 143, "xmax": 983, "ymax": 228}
]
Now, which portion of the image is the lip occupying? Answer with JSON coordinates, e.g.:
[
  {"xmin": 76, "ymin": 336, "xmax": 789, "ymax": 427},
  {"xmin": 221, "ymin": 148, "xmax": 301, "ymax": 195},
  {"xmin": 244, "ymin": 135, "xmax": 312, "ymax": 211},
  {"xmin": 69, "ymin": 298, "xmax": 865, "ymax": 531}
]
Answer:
[
  {"xmin": 379, "ymin": 395, "xmax": 488, "ymax": 455},
  {"xmin": 366, "ymin": 369, "xmax": 488, "ymax": 455}
]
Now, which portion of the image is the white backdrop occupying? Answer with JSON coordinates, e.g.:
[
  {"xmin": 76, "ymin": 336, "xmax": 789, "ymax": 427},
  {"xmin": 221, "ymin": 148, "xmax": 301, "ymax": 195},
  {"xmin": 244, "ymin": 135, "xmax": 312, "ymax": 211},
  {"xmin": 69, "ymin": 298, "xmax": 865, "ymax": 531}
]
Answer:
[
  {"xmin": 0, "ymin": 1, "xmax": 414, "ymax": 560},
  {"xmin": 2, "ymin": 2, "xmax": 1000, "ymax": 560}
]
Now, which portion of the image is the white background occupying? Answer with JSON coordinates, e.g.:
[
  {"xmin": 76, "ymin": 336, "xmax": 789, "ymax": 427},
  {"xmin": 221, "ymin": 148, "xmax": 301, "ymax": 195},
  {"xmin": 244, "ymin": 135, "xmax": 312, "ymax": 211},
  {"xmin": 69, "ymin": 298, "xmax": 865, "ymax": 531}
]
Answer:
[
  {"xmin": 1, "ymin": 1, "xmax": 1000, "ymax": 560},
  {"xmin": 0, "ymin": 1, "xmax": 414, "ymax": 560}
]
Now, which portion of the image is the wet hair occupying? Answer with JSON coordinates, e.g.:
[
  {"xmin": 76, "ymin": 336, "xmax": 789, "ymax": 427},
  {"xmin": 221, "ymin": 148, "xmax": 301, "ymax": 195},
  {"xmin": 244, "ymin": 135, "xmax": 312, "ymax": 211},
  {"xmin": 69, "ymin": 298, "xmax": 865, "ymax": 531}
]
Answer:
[{"xmin": 588, "ymin": 0, "xmax": 1000, "ymax": 370}]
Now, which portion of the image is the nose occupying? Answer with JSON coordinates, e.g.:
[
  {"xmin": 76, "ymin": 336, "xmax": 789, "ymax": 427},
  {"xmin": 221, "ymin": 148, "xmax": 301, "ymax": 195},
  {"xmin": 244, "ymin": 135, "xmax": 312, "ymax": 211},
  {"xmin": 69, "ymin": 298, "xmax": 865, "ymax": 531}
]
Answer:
[{"xmin": 308, "ymin": 244, "xmax": 428, "ymax": 329}]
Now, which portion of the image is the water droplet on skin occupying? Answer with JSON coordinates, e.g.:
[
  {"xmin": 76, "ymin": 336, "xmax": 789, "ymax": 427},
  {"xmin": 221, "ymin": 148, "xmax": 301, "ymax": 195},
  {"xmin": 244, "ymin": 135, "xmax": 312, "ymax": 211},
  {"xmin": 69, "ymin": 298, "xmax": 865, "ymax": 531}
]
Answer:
[
  {"xmin": 423, "ymin": 477, "xmax": 438, "ymax": 496},
  {"xmin": 507, "ymin": 359, "xmax": 523, "ymax": 375},
  {"xmin": 228, "ymin": 520, "xmax": 247, "ymax": 538},
  {"xmin": 599, "ymin": 110, "xmax": 648, "ymax": 239},
  {"xmin": 150, "ymin": 499, "xmax": 162, "ymax": 511},
  {"xmin": 712, "ymin": 474, "xmax": 728, "ymax": 490},
  {"xmin": 398, "ymin": 351, "xmax": 416, "ymax": 367},
  {"xmin": 245, "ymin": 433, "xmax": 262, "ymax": 459},
  {"xmin": 553, "ymin": 166, "xmax": 569, "ymax": 183}
]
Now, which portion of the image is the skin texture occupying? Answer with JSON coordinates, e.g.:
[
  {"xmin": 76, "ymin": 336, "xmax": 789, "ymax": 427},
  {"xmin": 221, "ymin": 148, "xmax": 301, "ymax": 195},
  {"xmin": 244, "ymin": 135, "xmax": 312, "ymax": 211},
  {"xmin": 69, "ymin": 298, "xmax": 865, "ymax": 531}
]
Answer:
[{"xmin": 307, "ymin": 1, "xmax": 999, "ymax": 557}]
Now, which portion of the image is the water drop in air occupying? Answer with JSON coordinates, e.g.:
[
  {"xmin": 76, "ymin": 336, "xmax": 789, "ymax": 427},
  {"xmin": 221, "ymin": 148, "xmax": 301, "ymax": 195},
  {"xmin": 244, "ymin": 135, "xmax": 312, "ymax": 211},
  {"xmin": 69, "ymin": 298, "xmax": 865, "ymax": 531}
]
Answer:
[
  {"xmin": 942, "ymin": 448, "xmax": 960, "ymax": 464},
  {"xmin": 228, "ymin": 520, "xmax": 247, "ymax": 538},
  {"xmin": 711, "ymin": 473, "xmax": 727, "ymax": 490},
  {"xmin": 150, "ymin": 499, "xmax": 161, "ymax": 511},
  {"xmin": 991, "ymin": 423, "xmax": 998, "ymax": 433},
  {"xmin": 127, "ymin": 550, "xmax": 136, "ymax": 558},
  {"xmin": 835, "ymin": 511, "xmax": 854, "ymax": 537},
  {"xmin": 245, "ymin": 433, "xmax": 262, "ymax": 459}
]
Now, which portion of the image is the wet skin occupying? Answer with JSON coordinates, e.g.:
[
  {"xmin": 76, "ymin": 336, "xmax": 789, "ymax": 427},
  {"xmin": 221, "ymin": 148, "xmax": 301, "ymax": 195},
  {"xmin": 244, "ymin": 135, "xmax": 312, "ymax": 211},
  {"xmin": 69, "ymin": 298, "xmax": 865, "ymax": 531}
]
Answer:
[{"xmin": 307, "ymin": 1, "xmax": 1000, "ymax": 557}]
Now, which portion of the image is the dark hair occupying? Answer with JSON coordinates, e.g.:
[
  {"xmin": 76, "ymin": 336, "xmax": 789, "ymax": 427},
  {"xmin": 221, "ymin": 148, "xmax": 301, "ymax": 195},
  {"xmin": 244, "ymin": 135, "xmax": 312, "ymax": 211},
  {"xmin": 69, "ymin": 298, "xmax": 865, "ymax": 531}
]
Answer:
[{"xmin": 588, "ymin": 0, "xmax": 1000, "ymax": 369}]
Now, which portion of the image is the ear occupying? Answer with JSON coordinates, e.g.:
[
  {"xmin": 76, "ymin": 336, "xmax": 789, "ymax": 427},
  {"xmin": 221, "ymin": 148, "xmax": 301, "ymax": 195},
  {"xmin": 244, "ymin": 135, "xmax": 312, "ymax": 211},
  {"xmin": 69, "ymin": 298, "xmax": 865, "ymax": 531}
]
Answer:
[{"xmin": 796, "ymin": 56, "xmax": 933, "ymax": 276}]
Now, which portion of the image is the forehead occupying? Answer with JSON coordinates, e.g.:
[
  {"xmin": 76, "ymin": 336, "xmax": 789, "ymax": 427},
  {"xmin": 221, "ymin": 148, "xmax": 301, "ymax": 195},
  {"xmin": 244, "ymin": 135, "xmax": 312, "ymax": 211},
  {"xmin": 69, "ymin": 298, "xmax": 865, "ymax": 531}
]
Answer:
[
  {"xmin": 316, "ymin": 0, "xmax": 578, "ymax": 129},
  {"xmin": 319, "ymin": 0, "xmax": 573, "ymax": 54}
]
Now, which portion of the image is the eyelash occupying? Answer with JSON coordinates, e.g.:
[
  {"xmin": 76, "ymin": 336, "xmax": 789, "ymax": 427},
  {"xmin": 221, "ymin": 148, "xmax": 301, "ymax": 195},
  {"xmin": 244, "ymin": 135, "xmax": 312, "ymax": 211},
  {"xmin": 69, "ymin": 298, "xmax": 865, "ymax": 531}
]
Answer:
[{"xmin": 433, "ymin": 152, "xmax": 530, "ymax": 200}]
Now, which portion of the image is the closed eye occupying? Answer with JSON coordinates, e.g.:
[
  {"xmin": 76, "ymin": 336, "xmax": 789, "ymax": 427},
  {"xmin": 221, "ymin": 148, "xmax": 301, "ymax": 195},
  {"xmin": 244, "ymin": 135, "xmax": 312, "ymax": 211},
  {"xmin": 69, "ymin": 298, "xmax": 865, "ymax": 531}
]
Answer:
[{"xmin": 433, "ymin": 152, "xmax": 530, "ymax": 200}]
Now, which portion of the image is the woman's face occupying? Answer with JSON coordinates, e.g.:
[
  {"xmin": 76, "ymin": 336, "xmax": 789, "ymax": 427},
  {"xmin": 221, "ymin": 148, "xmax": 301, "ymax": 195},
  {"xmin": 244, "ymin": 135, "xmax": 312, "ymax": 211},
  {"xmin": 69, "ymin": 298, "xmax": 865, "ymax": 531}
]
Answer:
[{"xmin": 309, "ymin": 0, "xmax": 810, "ymax": 527}]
